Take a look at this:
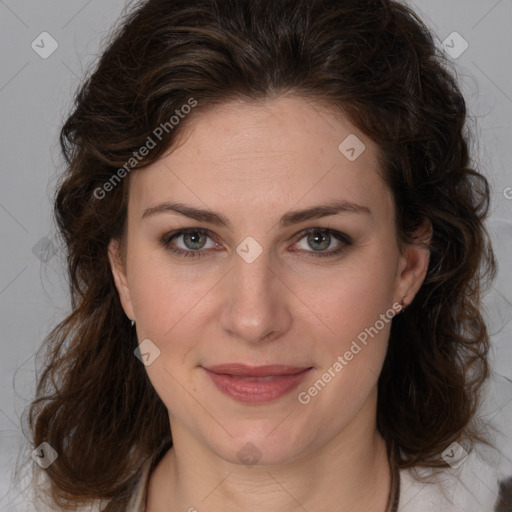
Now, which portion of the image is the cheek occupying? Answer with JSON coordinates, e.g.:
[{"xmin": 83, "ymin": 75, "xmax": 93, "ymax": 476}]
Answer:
[
  {"xmin": 300, "ymin": 250, "xmax": 398, "ymax": 347},
  {"xmin": 127, "ymin": 255, "xmax": 207, "ymax": 411},
  {"xmin": 127, "ymin": 245, "xmax": 213, "ymax": 338},
  {"xmin": 298, "ymin": 250, "xmax": 399, "ymax": 405}
]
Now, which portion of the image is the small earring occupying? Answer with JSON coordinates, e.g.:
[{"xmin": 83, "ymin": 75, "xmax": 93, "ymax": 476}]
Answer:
[
  {"xmin": 131, "ymin": 319, "xmax": 135, "ymax": 327},
  {"xmin": 400, "ymin": 297, "xmax": 407, "ymax": 314}
]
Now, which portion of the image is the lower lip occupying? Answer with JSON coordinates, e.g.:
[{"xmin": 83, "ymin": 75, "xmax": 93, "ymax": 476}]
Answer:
[{"xmin": 203, "ymin": 368, "xmax": 312, "ymax": 403}]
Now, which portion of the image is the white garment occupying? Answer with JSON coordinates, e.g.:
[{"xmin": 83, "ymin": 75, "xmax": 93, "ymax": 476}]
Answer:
[{"xmin": 398, "ymin": 445, "xmax": 506, "ymax": 512}]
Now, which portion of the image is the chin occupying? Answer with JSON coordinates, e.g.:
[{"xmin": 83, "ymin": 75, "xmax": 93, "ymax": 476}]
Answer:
[{"xmin": 208, "ymin": 422, "xmax": 313, "ymax": 468}]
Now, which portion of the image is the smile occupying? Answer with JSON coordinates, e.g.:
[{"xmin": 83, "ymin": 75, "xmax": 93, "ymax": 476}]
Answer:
[{"xmin": 202, "ymin": 364, "xmax": 313, "ymax": 403}]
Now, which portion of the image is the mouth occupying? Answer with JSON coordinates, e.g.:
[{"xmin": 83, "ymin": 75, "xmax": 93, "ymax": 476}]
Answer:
[{"xmin": 202, "ymin": 364, "xmax": 313, "ymax": 403}]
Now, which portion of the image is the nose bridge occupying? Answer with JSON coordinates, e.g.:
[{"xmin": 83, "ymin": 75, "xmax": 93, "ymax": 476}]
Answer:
[
  {"xmin": 233, "ymin": 248, "xmax": 273, "ymax": 301},
  {"xmin": 219, "ymin": 242, "xmax": 291, "ymax": 342}
]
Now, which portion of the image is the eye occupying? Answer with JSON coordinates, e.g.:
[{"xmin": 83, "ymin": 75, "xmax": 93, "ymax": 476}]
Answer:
[
  {"xmin": 291, "ymin": 228, "xmax": 351, "ymax": 258},
  {"xmin": 160, "ymin": 228, "xmax": 218, "ymax": 258}
]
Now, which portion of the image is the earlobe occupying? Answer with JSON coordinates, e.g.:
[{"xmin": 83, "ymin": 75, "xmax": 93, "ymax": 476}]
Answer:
[{"xmin": 108, "ymin": 239, "xmax": 135, "ymax": 320}]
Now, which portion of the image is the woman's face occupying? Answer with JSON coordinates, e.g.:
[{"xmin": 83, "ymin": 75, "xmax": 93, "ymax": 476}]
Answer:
[{"xmin": 110, "ymin": 95, "xmax": 429, "ymax": 466}]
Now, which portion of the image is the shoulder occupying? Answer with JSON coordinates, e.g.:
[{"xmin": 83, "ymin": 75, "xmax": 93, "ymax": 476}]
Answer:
[{"xmin": 398, "ymin": 443, "xmax": 511, "ymax": 512}]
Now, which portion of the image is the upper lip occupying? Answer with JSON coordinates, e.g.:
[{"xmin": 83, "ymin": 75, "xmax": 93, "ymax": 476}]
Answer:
[{"xmin": 204, "ymin": 364, "xmax": 312, "ymax": 377}]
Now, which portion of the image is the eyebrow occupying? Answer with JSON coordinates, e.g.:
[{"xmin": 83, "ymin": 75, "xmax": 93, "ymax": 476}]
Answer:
[{"xmin": 141, "ymin": 200, "xmax": 371, "ymax": 228}]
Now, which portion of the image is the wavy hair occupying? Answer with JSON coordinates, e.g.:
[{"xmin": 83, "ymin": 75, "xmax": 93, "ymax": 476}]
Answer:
[{"xmin": 24, "ymin": 0, "xmax": 496, "ymax": 509}]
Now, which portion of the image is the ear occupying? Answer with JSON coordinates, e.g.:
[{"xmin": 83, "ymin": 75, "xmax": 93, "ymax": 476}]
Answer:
[
  {"xmin": 108, "ymin": 238, "xmax": 135, "ymax": 321},
  {"xmin": 394, "ymin": 219, "xmax": 433, "ymax": 308}
]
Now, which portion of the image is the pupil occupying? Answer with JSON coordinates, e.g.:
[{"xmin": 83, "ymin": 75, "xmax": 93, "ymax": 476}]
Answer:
[
  {"xmin": 185, "ymin": 232, "xmax": 205, "ymax": 249},
  {"xmin": 309, "ymin": 231, "xmax": 329, "ymax": 251}
]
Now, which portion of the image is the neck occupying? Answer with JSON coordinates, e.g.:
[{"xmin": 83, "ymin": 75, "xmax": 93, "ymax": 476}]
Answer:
[{"xmin": 147, "ymin": 397, "xmax": 392, "ymax": 511}]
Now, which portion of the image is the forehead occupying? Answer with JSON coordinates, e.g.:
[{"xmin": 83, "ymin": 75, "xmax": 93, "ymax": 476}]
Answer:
[{"xmin": 128, "ymin": 95, "xmax": 394, "ymax": 224}]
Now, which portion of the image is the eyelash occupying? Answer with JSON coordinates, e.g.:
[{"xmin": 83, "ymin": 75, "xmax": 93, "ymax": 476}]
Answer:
[{"xmin": 160, "ymin": 227, "xmax": 352, "ymax": 260}]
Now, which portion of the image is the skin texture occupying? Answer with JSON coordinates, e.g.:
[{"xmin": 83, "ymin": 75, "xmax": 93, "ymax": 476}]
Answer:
[{"xmin": 109, "ymin": 95, "xmax": 431, "ymax": 511}]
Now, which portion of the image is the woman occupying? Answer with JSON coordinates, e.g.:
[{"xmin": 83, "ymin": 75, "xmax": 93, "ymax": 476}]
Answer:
[{"xmin": 24, "ymin": 0, "xmax": 509, "ymax": 510}]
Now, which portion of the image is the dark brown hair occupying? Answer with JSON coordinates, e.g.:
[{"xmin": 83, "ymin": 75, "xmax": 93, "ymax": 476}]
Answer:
[{"xmin": 23, "ymin": 0, "xmax": 496, "ymax": 509}]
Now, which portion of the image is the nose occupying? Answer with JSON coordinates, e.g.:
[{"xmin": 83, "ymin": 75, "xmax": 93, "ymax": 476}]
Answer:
[{"xmin": 219, "ymin": 245, "xmax": 293, "ymax": 344}]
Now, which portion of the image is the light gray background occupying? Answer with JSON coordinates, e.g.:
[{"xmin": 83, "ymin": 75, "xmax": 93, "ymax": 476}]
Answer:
[{"xmin": 0, "ymin": 0, "xmax": 511, "ymax": 509}]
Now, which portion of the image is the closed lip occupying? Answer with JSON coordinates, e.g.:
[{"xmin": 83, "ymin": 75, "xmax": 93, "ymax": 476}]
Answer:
[{"xmin": 203, "ymin": 364, "xmax": 312, "ymax": 378}]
